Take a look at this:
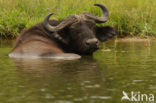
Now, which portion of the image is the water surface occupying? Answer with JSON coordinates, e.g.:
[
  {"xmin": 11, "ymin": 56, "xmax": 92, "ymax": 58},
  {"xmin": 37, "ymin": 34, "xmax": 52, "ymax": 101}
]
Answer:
[{"xmin": 0, "ymin": 39, "xmax": 156, "ymax": 103}]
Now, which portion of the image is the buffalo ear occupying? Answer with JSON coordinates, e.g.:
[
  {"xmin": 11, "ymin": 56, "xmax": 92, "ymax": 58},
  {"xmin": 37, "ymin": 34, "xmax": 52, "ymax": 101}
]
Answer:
[{"xmin": 96, "ymin": 26, "xmax": 117, "ymax": 42}]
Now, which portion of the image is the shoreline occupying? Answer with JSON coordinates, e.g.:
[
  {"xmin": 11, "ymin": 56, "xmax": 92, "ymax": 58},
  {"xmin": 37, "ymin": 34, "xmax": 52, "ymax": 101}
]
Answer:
[{"xmin": 115, "ymin": 37, "xmax": 154, "ymax": 42}]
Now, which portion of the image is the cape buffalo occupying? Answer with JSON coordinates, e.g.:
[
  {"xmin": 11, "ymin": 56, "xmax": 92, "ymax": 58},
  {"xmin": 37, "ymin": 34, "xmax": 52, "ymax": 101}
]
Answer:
[{"xmin": 9, "ymin": 4, "xmax": 116, "ymax": 59}]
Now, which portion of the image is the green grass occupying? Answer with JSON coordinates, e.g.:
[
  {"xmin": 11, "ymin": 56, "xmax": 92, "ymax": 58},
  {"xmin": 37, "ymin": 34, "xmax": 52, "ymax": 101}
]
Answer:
[{"xmin": 0, "ymin": 0, "xmax": 156, "ymax": 38}]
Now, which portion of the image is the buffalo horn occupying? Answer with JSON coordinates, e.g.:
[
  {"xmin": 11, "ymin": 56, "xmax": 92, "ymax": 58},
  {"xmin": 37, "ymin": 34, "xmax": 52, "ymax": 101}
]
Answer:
[
  {"xmin": 43, "ymin": 13, "xmax": 77, "ymax": 32},
  {"xmin": 83, "ymin": 4, "xmax": 109, "ymax": 23}
]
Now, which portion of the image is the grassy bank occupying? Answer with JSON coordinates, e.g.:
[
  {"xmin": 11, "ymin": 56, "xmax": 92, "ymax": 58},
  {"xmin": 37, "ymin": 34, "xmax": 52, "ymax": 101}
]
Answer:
[{"xmin": 0, "ymin": 0, "xmax": 156, "ymax": 38}]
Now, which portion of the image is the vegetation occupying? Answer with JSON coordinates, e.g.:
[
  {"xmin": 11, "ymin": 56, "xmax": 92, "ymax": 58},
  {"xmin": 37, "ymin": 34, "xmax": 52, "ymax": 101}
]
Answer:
[{"xmin": 0, "ymin": 0, "xmax": 156, "ymax": 38}]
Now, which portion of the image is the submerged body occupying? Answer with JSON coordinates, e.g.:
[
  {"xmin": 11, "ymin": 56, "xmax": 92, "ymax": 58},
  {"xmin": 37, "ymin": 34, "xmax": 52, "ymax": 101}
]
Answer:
[
  {"xmin": 9, "ymin": 4, "xmax": 116, "ymax": 59},
  {"xmin": 9, "ymin": 20, "xmax": 81, "ymax": 59}
]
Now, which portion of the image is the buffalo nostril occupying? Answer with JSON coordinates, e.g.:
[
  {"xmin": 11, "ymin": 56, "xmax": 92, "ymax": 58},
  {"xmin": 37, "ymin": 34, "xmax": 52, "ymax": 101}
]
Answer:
[
  {"xmin": 86, "ymin": 38, "xmax": 98, "ymax": 46},
  {"xmin": 85, "ymin": 41, "xmax": 90, "ymax": 46},
  {"xmin": 95, "ymin": 40, "xmax": 98, "ymax": 44}
]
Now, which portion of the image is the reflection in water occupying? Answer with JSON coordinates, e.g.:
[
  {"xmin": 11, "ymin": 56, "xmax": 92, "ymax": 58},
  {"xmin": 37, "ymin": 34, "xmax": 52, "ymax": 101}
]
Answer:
[
  {"xmin": 10, "ymin": 57, "xmax": 110, "ymax": 103},
  {"xmin": 1, "ymin": 40, "xmax": 156, "ymax": 103},
  {"xmin": 12, "ymin": 57, "xmax": 100, "ymax": 82}
]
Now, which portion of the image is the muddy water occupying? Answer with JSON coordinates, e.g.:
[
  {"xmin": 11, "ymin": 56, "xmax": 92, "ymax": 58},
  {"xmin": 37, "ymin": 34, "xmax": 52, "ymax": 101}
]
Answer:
[{"xmin": 0, "ymin": 39, "xmax": 156, "ymax": 103}]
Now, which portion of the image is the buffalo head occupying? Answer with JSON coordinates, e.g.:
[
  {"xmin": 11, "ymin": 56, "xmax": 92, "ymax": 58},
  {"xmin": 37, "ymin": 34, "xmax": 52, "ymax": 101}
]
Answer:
[{"xmin": 43, "ymin": 4, "xmax": 116, "ymax": 54}]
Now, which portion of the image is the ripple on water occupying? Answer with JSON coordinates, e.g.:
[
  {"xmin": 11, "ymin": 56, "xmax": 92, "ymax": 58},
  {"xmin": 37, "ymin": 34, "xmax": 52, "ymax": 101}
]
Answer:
[
  {"xmin": 149, "ymin": 85, "xmax": 156, "ymax": 90},
  {"xmin": 66, "ymin": 95, "xmax": 73, "ymax": 98},
  {"xmin": 73, "ymin": 96, "xmax": 88, "ymax": 102},
  {"xmin": 53, "ymin": 100, "xmax": 73, "ymax": 103},
  {"xmin": 84, "ymin": 84, "xmax": 100, "ymax": 88},
  {"xmin": 152, "ymin": 74, "xmax": 156, "ymax": 77},
  {"xmin": 45, "ymin": 93, "xmax": 55, "ymax": 99},
  {"xmin": 73, "ymin": 98, "xmax": 84, "ymax": 102},
  {"xmin": 132, "ymin": 80, "xmax": 144, "ymax": 83},
  {"xmin": 81, "ymin": 81, "xmax": 101, "ymax": 88},
  {"xmin": 90, "ymin": 96, "xmax": 112, "ymax": 100},
  {"xmin": 40, "ymin": 88, "xmax": 46, "ymax": 92},
  {"xmin": 107, "ymin": 89, "xmax": 116, "ymax": 92},
  {"xmin": 83, "ymin": 80, "xmax": 91, "ymax": 83}
]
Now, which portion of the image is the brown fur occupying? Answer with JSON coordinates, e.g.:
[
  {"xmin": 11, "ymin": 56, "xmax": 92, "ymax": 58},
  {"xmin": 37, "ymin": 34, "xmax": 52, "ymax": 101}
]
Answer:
[{"xmin": 10, "ymin": 20, "xmax": 66, "ymax": 57}]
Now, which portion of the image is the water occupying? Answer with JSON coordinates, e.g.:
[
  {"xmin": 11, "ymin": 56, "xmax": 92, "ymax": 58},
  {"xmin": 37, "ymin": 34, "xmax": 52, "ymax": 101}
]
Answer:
[{"xmin": 0, "ymin": 39, "xmax": 156, "ymax": 103}]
